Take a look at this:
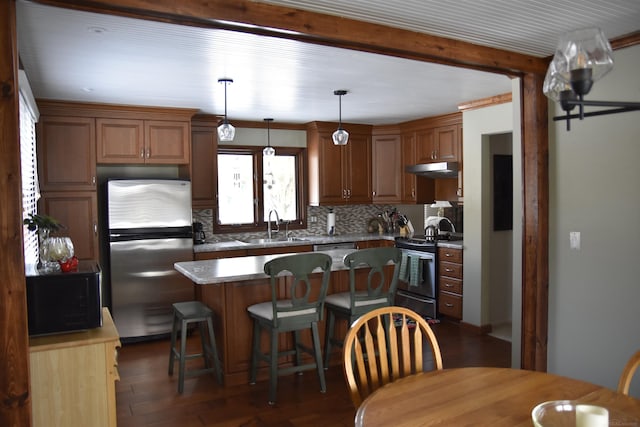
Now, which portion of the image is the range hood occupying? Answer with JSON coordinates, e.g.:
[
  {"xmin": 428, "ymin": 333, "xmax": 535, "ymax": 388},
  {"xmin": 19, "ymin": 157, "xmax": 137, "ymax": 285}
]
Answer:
[{"xmin": 405, "ymin": 162, "xmax": 459, "ymax": 178}]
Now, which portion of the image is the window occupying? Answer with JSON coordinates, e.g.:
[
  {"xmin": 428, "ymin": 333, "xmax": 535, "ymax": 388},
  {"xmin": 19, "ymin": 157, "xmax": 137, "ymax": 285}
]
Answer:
[
  {"xmin": 18, "ymin": 71, "xmax": 40, "ymax": 272},
  {"xmin": 215, "ymin": 146, "xmax": 306, "ymax": 233}
]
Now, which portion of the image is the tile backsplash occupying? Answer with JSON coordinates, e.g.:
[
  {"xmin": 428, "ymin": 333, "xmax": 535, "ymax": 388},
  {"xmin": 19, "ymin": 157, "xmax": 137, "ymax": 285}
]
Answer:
[{"xmin": 193, "ymin": 204, "xmax": 401, "ymax": 242}]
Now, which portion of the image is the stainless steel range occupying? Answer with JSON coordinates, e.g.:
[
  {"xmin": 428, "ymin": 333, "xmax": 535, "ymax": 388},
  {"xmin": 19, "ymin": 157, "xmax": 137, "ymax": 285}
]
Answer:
[{"xmin": 394, "ymin": 235, "xmax": 438, "ymax": 319}]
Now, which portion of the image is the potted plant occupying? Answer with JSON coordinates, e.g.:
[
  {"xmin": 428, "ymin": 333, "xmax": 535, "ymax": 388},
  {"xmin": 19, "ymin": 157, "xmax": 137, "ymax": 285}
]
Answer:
[
  {"xmin": 23, "ymin": 213, "xmax": 64, "ymax": 239},
  {"xmin": 23, "ymin": 213, "xmax": 72, "ymax": 271}
]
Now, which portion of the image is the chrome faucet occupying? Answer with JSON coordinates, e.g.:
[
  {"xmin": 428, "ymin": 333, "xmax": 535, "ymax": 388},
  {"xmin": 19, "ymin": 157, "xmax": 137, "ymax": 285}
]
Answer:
[
  {"xmin": 267, "ymin": 209, "xmax": 280, "ymax": 239},
  {"xmin": 440, "ymin": 217, "xmax": 456, "ymax": 233}
]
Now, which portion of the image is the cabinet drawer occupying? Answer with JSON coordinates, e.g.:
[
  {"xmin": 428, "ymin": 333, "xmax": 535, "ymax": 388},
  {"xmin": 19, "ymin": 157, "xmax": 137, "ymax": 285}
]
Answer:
[
  {"xmin": 439, "ymin": 291, "xmax": 462, "ymax": 319},
  {"xmin": 439, "ymin": 277, "xmax": 462, "ymax": 295},
  {"xmin": 440, "ymin": 261, "xmax": 462, "ymax": 280},
  {"xmin": 438, "ymin": 247, "xmax": 462, "ymax": 263}
]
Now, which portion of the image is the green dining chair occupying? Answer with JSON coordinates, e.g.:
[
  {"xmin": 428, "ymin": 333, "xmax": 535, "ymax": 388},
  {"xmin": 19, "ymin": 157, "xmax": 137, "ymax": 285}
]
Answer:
[
  {"xmin": 247, "ymin": 252, "xmax": 333, "ymax": 405},
  {"xmin": 323, "ymin": 246, "xmax": 402, "ymax": 369}
]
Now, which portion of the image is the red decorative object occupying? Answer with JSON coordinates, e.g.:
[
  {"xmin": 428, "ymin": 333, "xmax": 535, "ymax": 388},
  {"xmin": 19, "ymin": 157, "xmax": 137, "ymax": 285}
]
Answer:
[{"xmin": 59, "ymin": 256, "xmax": 79, "ymax": 272}]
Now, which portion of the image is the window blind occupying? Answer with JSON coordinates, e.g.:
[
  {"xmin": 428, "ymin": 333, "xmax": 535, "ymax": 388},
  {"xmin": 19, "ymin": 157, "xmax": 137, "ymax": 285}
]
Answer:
[{"xmin": 19, "ymin": 72, "xmax": 40, "ymax": 273}]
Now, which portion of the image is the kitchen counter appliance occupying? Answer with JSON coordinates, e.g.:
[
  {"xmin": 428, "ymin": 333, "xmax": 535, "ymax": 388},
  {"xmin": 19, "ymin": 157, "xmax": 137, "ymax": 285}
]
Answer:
[
  {"xmin": 107, "ymin": 179, "xmax": 194, "ymax": 342},
  {"xmin": 394, "ymin": 235, "xmax": 438, "ymax": 319},
  {"xmin": 26, "ymin": 261, "xmax": 102, "ymax": 336}
]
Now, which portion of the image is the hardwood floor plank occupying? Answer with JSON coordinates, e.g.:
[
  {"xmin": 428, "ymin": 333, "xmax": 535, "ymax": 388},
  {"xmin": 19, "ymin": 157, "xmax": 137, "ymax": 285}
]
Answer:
[{"xmin": 116, "ymin": 320, "xmax": 510, "ymax": 426}]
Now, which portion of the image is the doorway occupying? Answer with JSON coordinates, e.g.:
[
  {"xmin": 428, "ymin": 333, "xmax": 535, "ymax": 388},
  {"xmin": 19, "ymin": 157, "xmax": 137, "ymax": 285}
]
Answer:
[{"xmin": 487, "ymin": 133, "xmax": 513, "ymax": 341}]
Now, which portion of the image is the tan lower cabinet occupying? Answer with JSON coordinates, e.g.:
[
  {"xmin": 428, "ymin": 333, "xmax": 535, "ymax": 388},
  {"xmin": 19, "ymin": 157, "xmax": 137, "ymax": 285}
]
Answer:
[{"xmin": 29, "ymin": 308, "xmax": 121, "ymax": 427}]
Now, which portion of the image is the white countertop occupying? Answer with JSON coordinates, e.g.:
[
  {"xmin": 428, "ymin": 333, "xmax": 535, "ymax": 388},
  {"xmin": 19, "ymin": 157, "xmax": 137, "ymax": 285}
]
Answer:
[{"xmin": 175, "ymin": 248, "xmax": 357, "ymax": 284}]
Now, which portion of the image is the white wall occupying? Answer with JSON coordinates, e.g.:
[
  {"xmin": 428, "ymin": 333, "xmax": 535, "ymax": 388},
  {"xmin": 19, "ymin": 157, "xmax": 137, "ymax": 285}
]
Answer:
[
  {"xmin": 462, "ymin": 76, "xmax": 522, "ymax": 368},
  {"xmin": 548, "ymin": 44, "xmax": 640, "ymax": 396}
]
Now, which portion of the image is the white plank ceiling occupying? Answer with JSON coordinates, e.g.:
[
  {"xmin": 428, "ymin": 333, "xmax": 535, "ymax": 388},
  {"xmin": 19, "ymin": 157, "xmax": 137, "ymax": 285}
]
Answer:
[{"xmin": 16, "ymin": 0, "xmax": 640, "ymax": 125}]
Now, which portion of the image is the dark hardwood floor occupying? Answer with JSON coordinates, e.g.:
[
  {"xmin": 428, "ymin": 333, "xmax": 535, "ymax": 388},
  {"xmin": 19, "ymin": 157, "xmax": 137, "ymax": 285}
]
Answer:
[{"xmin": 116, "ymin": 320, "xmax": 510, "ymax": 427}]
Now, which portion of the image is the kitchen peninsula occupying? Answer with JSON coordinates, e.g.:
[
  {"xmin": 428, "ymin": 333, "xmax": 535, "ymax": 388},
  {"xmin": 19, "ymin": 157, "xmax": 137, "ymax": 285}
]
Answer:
[{"xmin": 175, "ymin": 247, "xmax": 390, "ymax": 386}]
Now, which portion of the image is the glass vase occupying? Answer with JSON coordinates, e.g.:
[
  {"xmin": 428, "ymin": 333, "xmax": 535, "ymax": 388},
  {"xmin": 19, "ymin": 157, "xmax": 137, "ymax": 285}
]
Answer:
[{"xmin": 38, "ymin": 229, "xmax": 60, "ymax": 273}]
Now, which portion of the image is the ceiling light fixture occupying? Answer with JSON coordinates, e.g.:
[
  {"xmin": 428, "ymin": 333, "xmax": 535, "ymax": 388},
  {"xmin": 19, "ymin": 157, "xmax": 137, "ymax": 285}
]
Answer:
[
  {"xmin": 332, "ymin": 90, "xmax": 349, "ymax": 145},
  {"xmin": 217, "ymin": 78, "xmax": 235, "ymax": 142},
  {"xmin": 543, "ymin": 27, "xmax": 640, "ymax": 131},
  {"xmin": 263, "ymin": 118, "xmax": 275, "ymax": 157}
]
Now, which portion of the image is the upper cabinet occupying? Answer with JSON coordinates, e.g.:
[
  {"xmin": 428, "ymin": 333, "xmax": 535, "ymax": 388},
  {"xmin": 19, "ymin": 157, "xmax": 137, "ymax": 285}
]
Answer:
[
  {"xmin": 190, "ymin": 115, "xmax": 220, "ymax": 209},
  {"xmin": 307, "ymin": 122, "xmax": 372, "ymax": 206},
  {"xmin": 372, "ymin": 127, "xmax": 402, "ymax": 204},
  {"xmin": 415, "ymin": 125, "xmax": 459, "ymax": 163},
  {"xmin": 400, "ymin": 112, "xmax": 463, "ymax": 204},
  {"xmin": 414, "ymin": 114, "xmax": 461, "ymax": 163},
  {"xmin": 37, "ymin": 116, "xmax": 97, "ymax": 192},
  {"xmin": 400, "ymin": 132, "xmax": 419, "ymax": 203},
  {"xmin": 97, "ymin": 119, "xmax": 191, "ymax": 164}
]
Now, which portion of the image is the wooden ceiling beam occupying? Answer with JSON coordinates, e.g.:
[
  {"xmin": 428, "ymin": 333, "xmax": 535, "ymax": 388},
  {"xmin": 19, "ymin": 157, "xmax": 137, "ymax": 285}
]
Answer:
[{"xmin": 34, "ymin": 0, "xmax": 549, "ymax": 76}]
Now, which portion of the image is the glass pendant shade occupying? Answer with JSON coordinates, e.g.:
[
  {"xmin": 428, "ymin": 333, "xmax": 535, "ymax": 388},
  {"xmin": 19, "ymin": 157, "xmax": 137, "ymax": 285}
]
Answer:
[
  {"xmin": 217, "ymin": 120, "xmax": 235, "ymax": 142},
  {"xmin": 546, "ymin": 27, "xmax": 614, "ymax": 97},
  {"xmin": 332, "ymin": 89, "xmax": 349, "ymax": 145},
  {"xmin": 263, "ymin": 118, "xmax": 275, "ymax": 156},
  {"xmin": 332, "ymin": 128, "xmax": 349, "ymax": 145},
  {"xmin": 543, "ymin": 59, "xmax": 578, "ymax": 111},
  {"xmin": 217, "ymin": 78, "xmax": 235, "ymax": 142},
  {"xmin": 263, "ymin": 145, "xmax": 275, "ymax": 156}
]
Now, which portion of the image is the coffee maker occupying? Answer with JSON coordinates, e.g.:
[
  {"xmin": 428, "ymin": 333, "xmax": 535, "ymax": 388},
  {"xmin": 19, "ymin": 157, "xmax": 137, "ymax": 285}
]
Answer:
[{"xmin": 192, "ymin": 222, "xmax": 206, "ymax": 244}]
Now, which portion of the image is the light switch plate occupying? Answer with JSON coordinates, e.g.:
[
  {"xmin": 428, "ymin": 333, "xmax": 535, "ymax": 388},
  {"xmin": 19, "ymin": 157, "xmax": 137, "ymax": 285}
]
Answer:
[{"xmin": 570, "ymin": 231, "xmax": 581, "ymax": 250}]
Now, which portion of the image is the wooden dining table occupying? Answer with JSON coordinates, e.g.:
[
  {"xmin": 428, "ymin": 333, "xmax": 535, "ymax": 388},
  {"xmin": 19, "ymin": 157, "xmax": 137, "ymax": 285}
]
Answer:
[{"xmin": 355, "ymin": 367, "xmax": 640, "ymax": 426}]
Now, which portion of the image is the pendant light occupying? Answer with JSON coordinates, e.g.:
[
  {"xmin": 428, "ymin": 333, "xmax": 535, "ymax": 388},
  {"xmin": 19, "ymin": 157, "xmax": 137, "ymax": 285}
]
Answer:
[
  {"xmin": 543, "ymin": 27, "xmax": 640, "ymax": 131},
  {"xmin": 263, "ymin": 118, "xmax": 275, "ymax": 157},
  {"xmin": 217, "ymin": 78, "xmax": 235, "ymax": 142},
  {"xmin": 332, "ymin": 89, "xmax": 349, "ymax": 145}
]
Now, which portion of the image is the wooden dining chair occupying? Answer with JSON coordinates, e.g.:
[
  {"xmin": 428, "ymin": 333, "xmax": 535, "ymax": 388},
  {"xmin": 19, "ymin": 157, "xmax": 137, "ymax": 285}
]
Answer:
[
  {"xmin": 342, "ymin": 305, "xmax": 443, "ymax": 407},
  {"xmin": 324, "ymin": 247, "xmax": 402, "ymax": 368},
  {"xmin": 617, "ymin": 350, "xmax": 640, "ymax": 395}
]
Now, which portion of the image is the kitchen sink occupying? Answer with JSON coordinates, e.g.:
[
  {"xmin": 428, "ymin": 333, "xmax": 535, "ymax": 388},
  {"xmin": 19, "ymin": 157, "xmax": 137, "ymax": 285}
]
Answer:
[{"xmin": 242, "ymin": 237, "xmax": 307, "ymax": 244}]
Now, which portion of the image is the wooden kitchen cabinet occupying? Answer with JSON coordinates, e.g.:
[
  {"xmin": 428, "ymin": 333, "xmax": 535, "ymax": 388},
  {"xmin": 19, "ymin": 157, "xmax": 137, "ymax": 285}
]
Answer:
[
  {"xmin": 29, "ymin": 308, "xmax": 121, "ymax": 427},
  {"xmin": 400, "ymin": 112, "xmax": 462, "ymax": 204},
  {"xmin": 355, "ymin": 239, "xmax": 395, "ymax": 249},
  {"xmin": 372, "ymin": 129, "xmax": 402, "ymax": 203},
  {"xmin": 416, "ymin": 123, "xmax": 459, "ymax": 163},
  {"xmin": 39, "ymin": 191, "xmax": 99, "ymax": 261},
  {"xmin": 97, "ymin": 118, "xmax": 190, "ymax": 164},
  {"xmin": 401, "ymin": 132, "xmax": 417, "ymax": 203},
  {"xmin": 37, "ymin": 115, "xmax": 97, "ymax": 192},
  {"xmin": 191, "ymin": 116, "xmax": 219, "ymax": 209},
  {"xmin": 307, "ymin": 121, "xmax": 372, "ymax": 206},
  {"xmin": 438, "ymin": 246, "xmax": 463, "ymax": 320}
]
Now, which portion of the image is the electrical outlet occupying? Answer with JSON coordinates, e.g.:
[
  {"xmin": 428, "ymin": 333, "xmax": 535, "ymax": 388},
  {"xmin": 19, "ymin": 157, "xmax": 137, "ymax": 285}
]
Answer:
[
  {"xmin": 310, "ymin": 216, "xmax": 317, "ymax": 223},
  {"xmin": 570, "ymin": 231, "xmax": 581, "ymax": 250}
]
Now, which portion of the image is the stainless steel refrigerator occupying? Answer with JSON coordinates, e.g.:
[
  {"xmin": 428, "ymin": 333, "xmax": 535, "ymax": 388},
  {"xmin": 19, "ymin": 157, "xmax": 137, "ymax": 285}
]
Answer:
[{"xmin": 107, "ymin": 179, "xmax": 194, "ymax": 341}]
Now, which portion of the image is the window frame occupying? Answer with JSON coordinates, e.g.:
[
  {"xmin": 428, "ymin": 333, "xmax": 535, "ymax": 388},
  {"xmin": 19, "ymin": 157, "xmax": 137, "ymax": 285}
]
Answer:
[{"xmin": 214, "ymin": 145, "xmax": 307, "ymax": 234}]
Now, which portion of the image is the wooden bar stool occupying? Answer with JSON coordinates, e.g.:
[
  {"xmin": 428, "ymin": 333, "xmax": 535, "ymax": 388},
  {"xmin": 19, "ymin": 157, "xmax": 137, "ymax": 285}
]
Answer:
[{"xmin": 168, "ymin": 301, "xmax": 223, "ymax": 393}]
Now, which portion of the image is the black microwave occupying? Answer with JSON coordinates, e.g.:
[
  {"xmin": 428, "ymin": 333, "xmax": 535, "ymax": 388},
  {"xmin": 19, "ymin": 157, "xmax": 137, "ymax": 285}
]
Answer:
[{"xmin": 26, "ymin": 262, "xmax": 103, "ymax": 336}]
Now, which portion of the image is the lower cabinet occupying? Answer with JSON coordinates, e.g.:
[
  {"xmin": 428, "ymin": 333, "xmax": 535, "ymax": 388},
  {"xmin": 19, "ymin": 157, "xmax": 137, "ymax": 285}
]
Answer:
[
  {"xmin": 29, "ymin": 308, "xmax": 121, "ymax": 427},
  {"xmin": 39, "ymin": 191, "xmax": 99, "ymax": 261},
  {"xmin": 355, "ymin": 239, "xmax": 395, "ymax": 249},
  {"xmin": 438, "ymin": 247, "xmax": 463, "ymax": 320}
]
